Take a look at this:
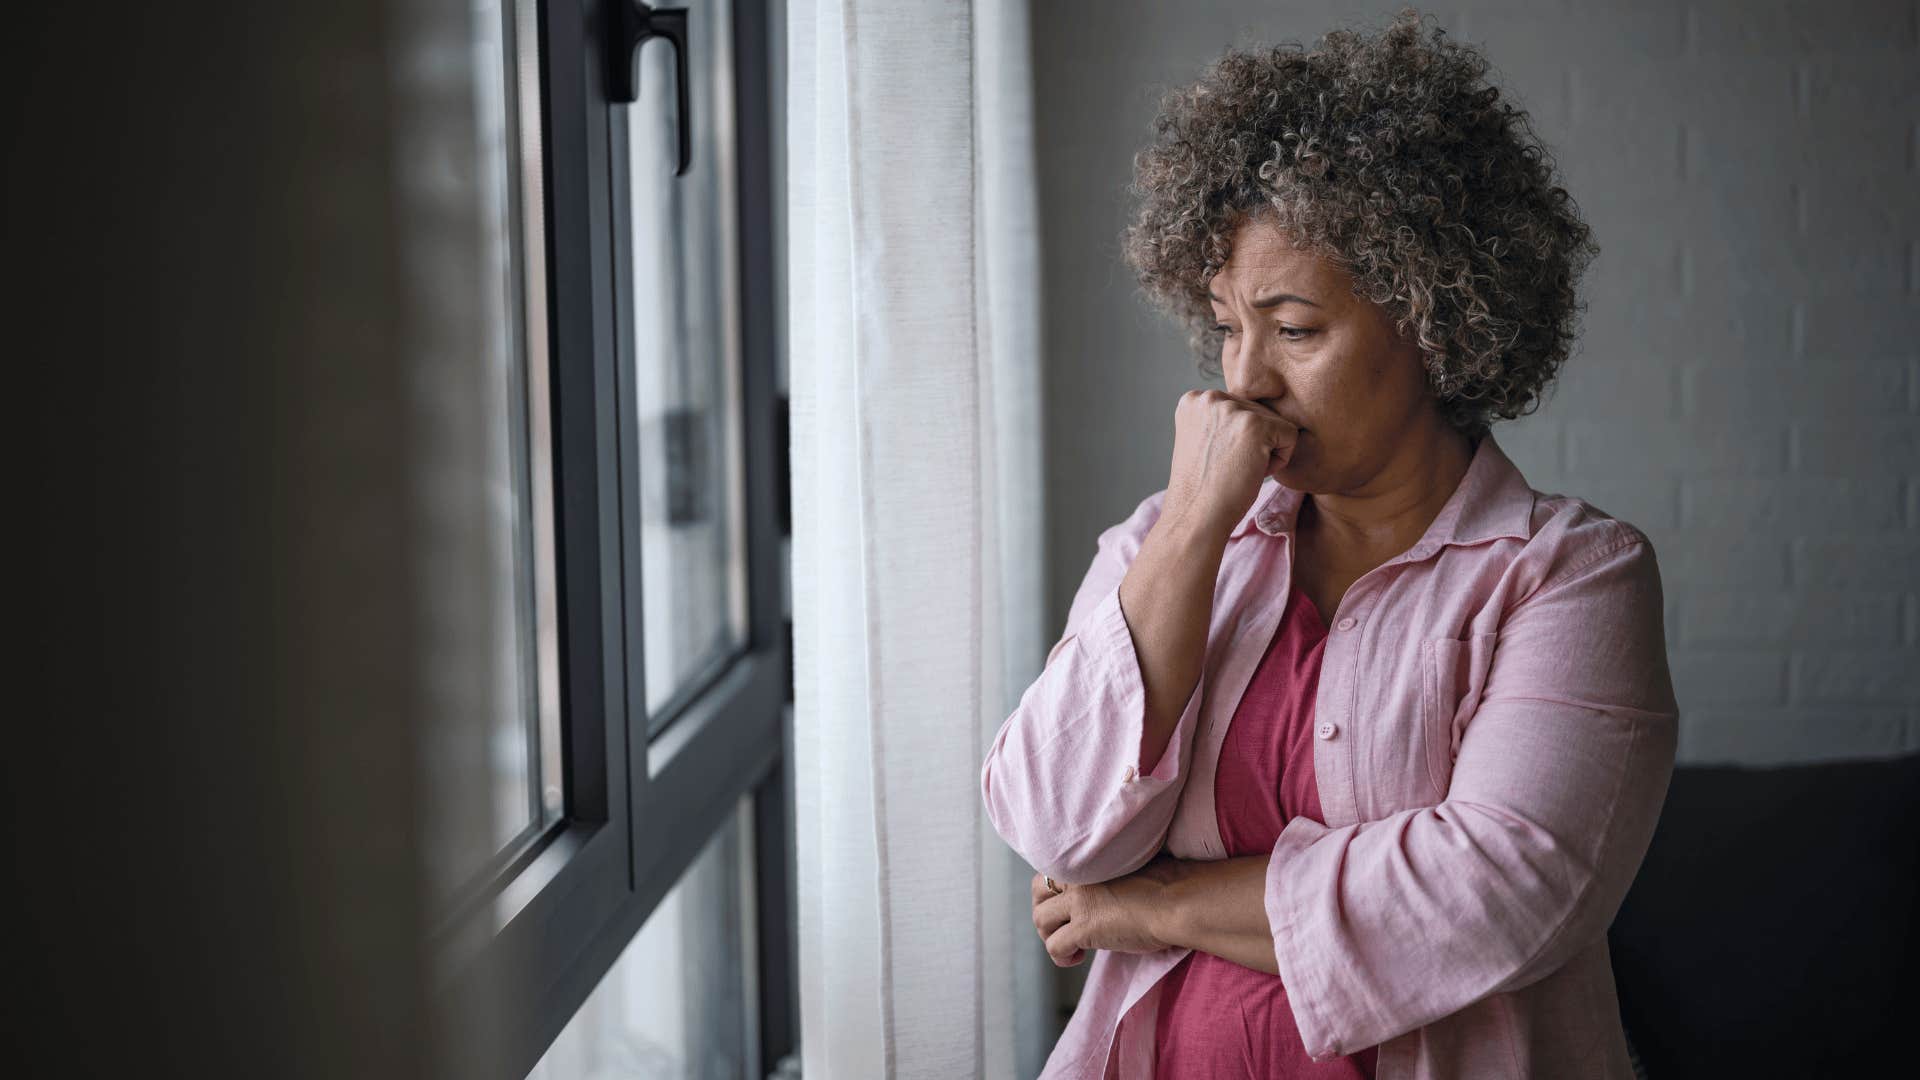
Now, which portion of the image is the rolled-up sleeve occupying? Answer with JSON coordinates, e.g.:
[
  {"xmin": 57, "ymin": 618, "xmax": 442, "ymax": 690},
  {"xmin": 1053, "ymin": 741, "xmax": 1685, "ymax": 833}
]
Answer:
[
  {"xmin": 1265, "ymin": 526, "xmax": 1680, "ymax": 1060},
  {"xmin": 980, "ymin": 491, "xmax": 1208, "ymax": 886}
]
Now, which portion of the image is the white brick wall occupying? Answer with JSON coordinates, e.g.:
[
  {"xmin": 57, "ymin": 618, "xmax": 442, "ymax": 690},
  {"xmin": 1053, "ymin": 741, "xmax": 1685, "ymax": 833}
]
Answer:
[{"xmin": 1034, "ymin": 0, "xmax": 1920, "ymax": 767}]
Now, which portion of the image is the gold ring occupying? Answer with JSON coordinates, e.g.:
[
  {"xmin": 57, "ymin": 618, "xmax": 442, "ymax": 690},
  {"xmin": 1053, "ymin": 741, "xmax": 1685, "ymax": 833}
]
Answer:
[{"xmin": 1045, "ymin": 875, "xmax": 1063, "ymax": 895}]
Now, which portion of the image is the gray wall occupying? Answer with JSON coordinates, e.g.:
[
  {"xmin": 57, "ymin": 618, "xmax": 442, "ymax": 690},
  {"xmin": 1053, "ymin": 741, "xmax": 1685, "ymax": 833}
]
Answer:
[{"xmin": 1032, "ymin": 0, "xmax": 1920, "ymax": 768}]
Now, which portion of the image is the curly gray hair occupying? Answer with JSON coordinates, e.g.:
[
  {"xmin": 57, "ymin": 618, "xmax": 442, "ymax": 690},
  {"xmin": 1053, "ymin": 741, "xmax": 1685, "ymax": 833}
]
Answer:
[{"xmin": 1121, "ymin": 6, "xmax": 1599, "ymax": 438}]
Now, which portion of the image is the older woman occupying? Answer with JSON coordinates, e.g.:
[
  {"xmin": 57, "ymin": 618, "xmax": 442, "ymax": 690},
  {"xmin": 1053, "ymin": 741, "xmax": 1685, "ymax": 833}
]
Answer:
[{"xmin": 981, "ymin": 11, "xmax": 1678, "ymax": 1080}]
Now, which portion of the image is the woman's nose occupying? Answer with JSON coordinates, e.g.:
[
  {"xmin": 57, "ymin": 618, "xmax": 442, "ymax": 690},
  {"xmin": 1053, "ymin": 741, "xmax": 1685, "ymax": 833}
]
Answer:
[{"xmin": 1226, "ymin": 355, "xmax": 1284, "ymax": 402}]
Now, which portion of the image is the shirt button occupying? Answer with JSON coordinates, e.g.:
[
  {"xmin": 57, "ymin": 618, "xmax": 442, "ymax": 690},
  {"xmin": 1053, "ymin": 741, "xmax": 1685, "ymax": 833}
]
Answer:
[
  {"xmin": 1122, "ymin": 764, "xmax": 1136, "ymax": 782},
  {"xmin": 1316, "ymin": 721, "xmax": 1338, "ymax": 740},
  {"xmin": 1335, "ymin": 616, "xmax": 1357, "ymax": 631}
]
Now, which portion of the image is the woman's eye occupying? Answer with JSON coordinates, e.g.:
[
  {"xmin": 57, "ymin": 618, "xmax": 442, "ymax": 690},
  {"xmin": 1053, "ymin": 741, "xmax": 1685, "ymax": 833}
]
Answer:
[{"xmin": 1211, "ymin": 323, "xmax": 1313, "ymax": 341}]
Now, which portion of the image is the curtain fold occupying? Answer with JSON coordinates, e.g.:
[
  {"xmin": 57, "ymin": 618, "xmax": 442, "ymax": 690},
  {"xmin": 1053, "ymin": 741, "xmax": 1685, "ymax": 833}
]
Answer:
[{"xmin": 788, "ymin": 0, "xmax": 1050, "ymax": 1075}]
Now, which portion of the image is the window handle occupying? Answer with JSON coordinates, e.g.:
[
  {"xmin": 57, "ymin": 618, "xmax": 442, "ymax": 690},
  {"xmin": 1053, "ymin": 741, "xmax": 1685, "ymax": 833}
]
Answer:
[{"xmin": 608, "ymin": 1, "xmax": 691, "ymax": 176}]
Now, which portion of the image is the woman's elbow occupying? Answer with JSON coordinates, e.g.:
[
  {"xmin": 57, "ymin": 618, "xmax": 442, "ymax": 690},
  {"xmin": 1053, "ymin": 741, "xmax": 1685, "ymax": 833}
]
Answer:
[
  {"xmin": 1466, "ymin": 828, "xmax": 1636, "ymax": 995},
  {"xmin": 980, "ymin": 704, "xmax": 1179, "ymax": 883},
  {"xmin": 978, "ymin": 758, "xmax": 1085, "ymax": 880},
  {"xmin": 1039, "ymin": 829, "xmax": 1163, "ymax": 886},
  {"xmin": 978, "ymin": 714, "xmax": 1078, "ymax": 871},
  {"xmin": 980, "ymin": 750, "xmax": 1052, "ymax": 869},
  {"xmin": 995, "ymin": 829, "xmax": 1156, "ymax": 887},
  {"xmin": 981, "ymin": 763, "xmax": 1162, "ymax": 884},
  {"xmin": 980, "ymin": 756, "xmax": 1024, "ymax": 852}
]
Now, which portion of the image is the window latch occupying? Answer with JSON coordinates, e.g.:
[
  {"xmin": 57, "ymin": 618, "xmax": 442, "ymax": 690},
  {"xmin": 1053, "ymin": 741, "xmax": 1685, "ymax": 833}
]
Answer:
[{"xmin": 607, "ymin": 1, "xmax": 691, "ymax": 176}]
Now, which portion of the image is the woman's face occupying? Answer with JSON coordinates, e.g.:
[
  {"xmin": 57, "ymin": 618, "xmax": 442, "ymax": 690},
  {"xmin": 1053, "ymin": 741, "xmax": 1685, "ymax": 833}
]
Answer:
[{"xmin": 1206, "ymin": 214, "xmax": 1440, "ymax": 490}]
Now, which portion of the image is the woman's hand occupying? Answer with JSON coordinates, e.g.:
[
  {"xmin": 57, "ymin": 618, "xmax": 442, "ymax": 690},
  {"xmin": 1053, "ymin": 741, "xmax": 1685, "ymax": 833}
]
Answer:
[
  {"xmin": 1159, "ymin": 390, "xmax": 1300, "ymax": 544},
  {"xmin": 1029, "ymin": 858, "xmax": 1183, "ymax": 967}
]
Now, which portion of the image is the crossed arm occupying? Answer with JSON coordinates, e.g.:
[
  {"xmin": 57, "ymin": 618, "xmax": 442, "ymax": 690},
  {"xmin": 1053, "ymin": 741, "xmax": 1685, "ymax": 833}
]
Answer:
[{"xmin": 1027, "ymin": 854, "xmax": 1277, "ymax": 973}]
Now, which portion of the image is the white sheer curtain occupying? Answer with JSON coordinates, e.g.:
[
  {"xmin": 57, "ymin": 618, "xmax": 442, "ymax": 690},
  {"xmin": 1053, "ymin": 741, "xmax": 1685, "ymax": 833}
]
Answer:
[{"xmin": 787, "ymin": 1, "xmax": 1053, "ymax": 1076}]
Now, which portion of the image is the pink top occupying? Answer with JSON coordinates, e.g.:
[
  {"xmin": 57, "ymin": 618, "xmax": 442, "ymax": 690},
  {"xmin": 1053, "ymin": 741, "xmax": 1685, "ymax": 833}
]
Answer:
[
  {"xmin": 1152, "ymin": 581, "xmax": 1379, "ymax": 1079},
  {"xmin": 981, "ymin": 433, "xmax": 1679, "ymax": 1080}
]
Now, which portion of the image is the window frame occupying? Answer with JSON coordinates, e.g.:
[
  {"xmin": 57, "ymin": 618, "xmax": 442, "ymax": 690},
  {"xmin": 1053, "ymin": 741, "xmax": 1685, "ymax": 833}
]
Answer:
[{"xmin": 433, "ymin": 3, "xmax": 793, "ymax": 1077}]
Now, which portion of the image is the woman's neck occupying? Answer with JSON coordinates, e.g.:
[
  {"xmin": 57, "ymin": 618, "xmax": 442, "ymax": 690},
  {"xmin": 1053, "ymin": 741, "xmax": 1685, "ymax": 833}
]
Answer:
[{"xmin": 1300, "ymin": 426, "xmax": 1475, "ymax": 564}]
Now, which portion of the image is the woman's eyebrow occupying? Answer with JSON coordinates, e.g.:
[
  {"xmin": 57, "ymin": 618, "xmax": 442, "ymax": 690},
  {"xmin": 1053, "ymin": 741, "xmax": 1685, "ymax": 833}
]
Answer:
[{"xmin": 1206, "ymin": 290, "xmax": 1322, "ymax": 310}]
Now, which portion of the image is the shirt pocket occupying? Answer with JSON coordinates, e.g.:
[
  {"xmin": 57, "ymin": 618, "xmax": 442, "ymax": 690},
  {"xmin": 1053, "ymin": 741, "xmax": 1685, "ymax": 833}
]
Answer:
[{"xmin": 1420, "ymin": 632, "xmax": 1500, "ymax": 798}]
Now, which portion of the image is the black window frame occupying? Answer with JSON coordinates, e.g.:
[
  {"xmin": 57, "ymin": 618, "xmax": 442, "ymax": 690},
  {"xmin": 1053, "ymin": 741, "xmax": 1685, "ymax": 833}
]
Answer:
[{"xmin": 433, "ymin": 3, "xmax": 793, "ymax": 1077}]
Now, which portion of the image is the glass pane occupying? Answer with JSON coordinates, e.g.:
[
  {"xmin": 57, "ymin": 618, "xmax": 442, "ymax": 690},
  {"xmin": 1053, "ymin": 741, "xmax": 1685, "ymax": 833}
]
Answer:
[
  {"xmin": 417, "ymin": 0, "xmax": 563, "ymax": 916},
  {"xmin": 629, "ymin": 0, "xmax": 750, "ymax": 730},
  {"xmin": 527, "ymin": 799, "xmax": 757, "ymax": 1079},
  {"xmin": 511, "ymin": 0, "xmax": 565, "ymax": 834}
]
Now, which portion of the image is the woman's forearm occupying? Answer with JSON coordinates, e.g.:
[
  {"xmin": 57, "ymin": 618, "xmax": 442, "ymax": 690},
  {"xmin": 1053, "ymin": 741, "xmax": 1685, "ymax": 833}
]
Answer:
[
  {"xmin": 1148, "ymin": 855, "xmax": 1280, "ymax": 975},
  {"xmin": 1117, "ymin": 513, "xmax": 1227, "ymax": 773}
]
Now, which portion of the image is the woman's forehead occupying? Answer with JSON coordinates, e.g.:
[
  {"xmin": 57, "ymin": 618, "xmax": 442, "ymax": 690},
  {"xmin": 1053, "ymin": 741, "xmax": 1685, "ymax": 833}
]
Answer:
[{"xmin": 1210, "ymin": 226, "xmax": 1342, "ymax": 297}]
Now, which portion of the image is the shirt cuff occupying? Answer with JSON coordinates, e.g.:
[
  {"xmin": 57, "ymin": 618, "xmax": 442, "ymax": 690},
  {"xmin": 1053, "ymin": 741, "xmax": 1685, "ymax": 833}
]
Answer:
[
  {"xmin": 1266, "ymin": 813, "xmax": 1345, "ymax": 1062},
  {"xmin": 1078, "ymin": 581, "xmax": 1206, "ymax": 785}
]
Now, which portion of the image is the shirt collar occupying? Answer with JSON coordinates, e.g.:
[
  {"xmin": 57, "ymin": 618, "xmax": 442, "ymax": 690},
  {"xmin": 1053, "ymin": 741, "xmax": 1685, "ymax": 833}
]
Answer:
[{"xmin": 1229, "ymin": 431, "xmax": 1536, "ymax": 555}]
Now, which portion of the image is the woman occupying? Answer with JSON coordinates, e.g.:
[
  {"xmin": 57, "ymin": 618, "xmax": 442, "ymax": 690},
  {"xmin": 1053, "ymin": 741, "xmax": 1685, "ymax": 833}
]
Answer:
[{"xmin": 981, "ymin": 10, "xmax": 1677, "ymax": 1080}]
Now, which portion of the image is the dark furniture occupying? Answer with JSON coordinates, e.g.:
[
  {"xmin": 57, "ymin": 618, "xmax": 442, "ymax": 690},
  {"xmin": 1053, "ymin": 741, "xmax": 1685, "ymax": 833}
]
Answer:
[{"xmin": 1608, "ymin": 751, "xmax": 1920, "ymax": 1077}]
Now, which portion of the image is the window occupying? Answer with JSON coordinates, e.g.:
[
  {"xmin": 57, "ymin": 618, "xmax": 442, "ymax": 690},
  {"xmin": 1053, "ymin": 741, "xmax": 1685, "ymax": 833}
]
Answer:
[
  {"xmin": 427, "ymin": 2, "xmax": 793, "ymax": 1077},
  {"xmin": 418, "ymin": 0, "xmax": 566, "ymax": 925},
  {"xmin": 626, "ymin": 0, "xmax": 753, "ymax": 731},
  {"xmin": 527, "ymin": 798, "xmax": 756, "ymax": 1078}
]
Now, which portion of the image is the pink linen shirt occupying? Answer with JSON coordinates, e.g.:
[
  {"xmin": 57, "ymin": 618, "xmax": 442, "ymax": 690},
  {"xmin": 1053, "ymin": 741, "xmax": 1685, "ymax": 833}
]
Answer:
[{"xmin": 981, "ymin": 432, "xmax": 1679, "ymax": 1080}]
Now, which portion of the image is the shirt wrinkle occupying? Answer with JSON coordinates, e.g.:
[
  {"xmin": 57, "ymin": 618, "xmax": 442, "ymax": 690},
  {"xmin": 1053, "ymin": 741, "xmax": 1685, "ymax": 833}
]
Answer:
[{"xmin": 1527, "ymin": 531, "xmax": 1643, "ymax": 597}]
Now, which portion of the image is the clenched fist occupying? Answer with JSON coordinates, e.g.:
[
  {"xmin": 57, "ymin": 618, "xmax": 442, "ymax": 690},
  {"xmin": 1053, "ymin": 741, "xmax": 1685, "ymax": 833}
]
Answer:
[{"xmin": 1158, "ymin": 390, "xmax": 1301, "ymax": 545}]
